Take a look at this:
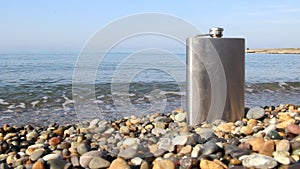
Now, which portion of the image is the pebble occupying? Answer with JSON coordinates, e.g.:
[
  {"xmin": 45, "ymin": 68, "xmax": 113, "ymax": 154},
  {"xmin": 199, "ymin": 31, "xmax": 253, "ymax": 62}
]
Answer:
[
  {"xmin": 30, "ymin": 149, "xmax": 45, "ymax": 161},
  {"xmin": 258, "ymin": 140, "xmax": 275, "ymax": 156},
  {"xmin": 200, "ymin": 159, "xmax": 224, "ymax": 169},
  {"xmin": 172, "ymin": 135, "xmax": 188, "ymax": 146},
  {"xmin": 153, "ymin": 159, "xmax": 175, "ymax": 169},
  {"xmin": 239, "ymin": 153, "xmax": 277, "ymax": 169},
  {"xmin": 191, "ymin": 144, "xmax": 202, "ymax": 158},
  {"xmin": 49, "ymin": 137, "xmax": 61, "ymax": 146},
  {"xmin": 287, "ymin": 124, "xmax": 300, "ymax": 134},
  {"xmin": 158, "ymin": 138, "xmax": 174, "ymax": 152},
  {"xmin": 70, "ymin": 155, "xmax": 79, "ymax": 167},
  {"xmin": 246, "ymin": 107, "xmax": 265, "ymax": 119},
  {"xmin": 77, "ymin": 143, "xmax": 91, "ymax": 155},
  {"xmin": 88, "ymin": 119, "xmax": 100, "ymax": 128},
  {"xmin": 240, "ymin": 126, "xmax": 253, "ymax": 135},
  {"xmin": 0, "ymin": 105, "xmax": 300, "ymax": 169},
  {"xmin": 179, "ymin": 145, "xmax": 192, "ymax": 155},
  {"xmin": 131, "ymin": 157, "xmax": 143, "ymax": 166},
  {"xmin": 140, "ymin": 160, "xmax": 149, "ymax": 169},
  {"xmin": 118, "ymin": 147, "xmax": 137, "ymax": 159},
  {"xmin": 267, "ymin": 130, "xmax": 283, "ymax": 140},
  {"xmin": 88, "ymin": 157, "xmax": 111, "ymax": 169},
  {"xmin": 273, "ymin": 151, "xmax": 291, "ymax": 165},
  {"xmin": 47, "ymin": 158, "xmax": 66, "ymax": 169},
  {"xmin": 247, "ymin": 137, "xmax": 265, "ymax": 151},
  {"xmin": 43, "ymin": 154, "xmax": 62, "ymax": 161},
  {"xmin": 174, "ymin": 112, "xmax": 186, "ymax": 122},
  {"xmin": 276, "ymin": 139, "xmax": 290, "ymax": 152},
  {"xmin": 79, "ymin": 151, "xmax": 102, "ymax": 168},
  {"xmin": 217, "ymin": 122, "xmax": 236, "ymax": 133},
  {"xmin": 32, "ymin": 159, "xmax": 45, "ymax": 169},
  {"xmin": 202, "ymin": 140, "xmax": 221, "ymax": 155},
  {"xmin": 119, "ymin": 126, "xmax": 130, "ymax": 134},
  {"xmin": 109, "ymin": 158, "xmax": 131, "ymax": 169}
]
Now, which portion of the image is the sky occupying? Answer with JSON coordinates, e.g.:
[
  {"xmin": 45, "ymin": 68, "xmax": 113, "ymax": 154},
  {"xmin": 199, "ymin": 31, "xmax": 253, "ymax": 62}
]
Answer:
[{"xmin": 0, "ymin": 0, "xmax": 300, "ymax": 51}]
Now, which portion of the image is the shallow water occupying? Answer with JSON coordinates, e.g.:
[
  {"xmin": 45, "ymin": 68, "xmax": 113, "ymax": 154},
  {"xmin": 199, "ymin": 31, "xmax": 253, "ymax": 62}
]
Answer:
[{"xmin": 0, "ymin": 51, "xmax": 299, "ymax": 126}]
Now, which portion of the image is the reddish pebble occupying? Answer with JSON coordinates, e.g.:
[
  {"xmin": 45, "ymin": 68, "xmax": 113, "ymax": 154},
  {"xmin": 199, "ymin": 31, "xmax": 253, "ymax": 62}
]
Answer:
[
  {"xmin": 287, "ymin": 124, "xmax": 300, "ymax": 135},
  {"xmin": 32, "ymin": 160, "xmax": 45, "ymax": 169},
  {"xmin": 49, "ymin": 137, "xmax": 61, "ymax": 146}
]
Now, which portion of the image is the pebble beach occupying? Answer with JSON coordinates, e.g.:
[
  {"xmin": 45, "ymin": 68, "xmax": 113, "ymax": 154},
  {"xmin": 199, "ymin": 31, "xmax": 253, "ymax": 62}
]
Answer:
[{"xmin": 1, "ymin": 104, "xmax": 300, "ymax": 169}]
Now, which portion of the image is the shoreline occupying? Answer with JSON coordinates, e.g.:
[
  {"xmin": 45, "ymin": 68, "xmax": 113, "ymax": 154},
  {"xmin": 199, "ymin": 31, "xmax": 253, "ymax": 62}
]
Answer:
[
  {"xmin": 0, "ymin": 104, "xmax": 300, "ymax": 169},
  {"xmin": 246, "ymin": 48, "xmax": 300, "ymax": 54}
]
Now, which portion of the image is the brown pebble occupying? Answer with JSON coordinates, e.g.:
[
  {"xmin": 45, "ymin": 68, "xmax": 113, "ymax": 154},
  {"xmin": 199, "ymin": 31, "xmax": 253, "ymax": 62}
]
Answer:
[
  {"xmin": 247, "ymin": 137, "xmax": 265, "ymax": 151},
  {"xmin": 277, "ymin": 119, "xmax": 296, "ymax": 129},
  {"xmin": 287, "ymin": 124, "xmax": 300, "ymax": 135},
  {"xmin": 179, "ymin": 145, "xmax": 192, "ymax": 155},
  {"xmin": 153, "ymin": 159, "xmax": 175, "ymax": 169},
  {"xmin": 49, "ymin": 137, "xmax": 61, "ymax": 146},
  {"xmin": 230, "ymin": 158, "xmax": 242, "ymax": 165},
  {"xmin": 258, "ymin": 140, "xmax": 275, "ymax": 156},
  {"xmin": 247, "ymin": 119, "xmax": 257, "ymax": 128},
  {"xmin": 240, "ymin": 126, "xmax": 253, "ymax": 135},
  {"xmin": 53, "ymin": 128, "xmax": 64, "ymax": 136},
  {"xmin": 200, "ymin": 159, "xmax": 224, "ymax": 169},
  {"xmin": 109, "ymin": 158, "xmax": 131, "ymax": 169},
  {"xmin": 140, "ymin": 160, "xmax": 149, "ymax": 169},
  {"xmin": 238, "ymin": 142, "xmax": 251, "ymax": 150},
  {"xmin": 32, "ymin": 160, "xmax": 45, "ymax": 169},
  {"xmin": 217, "ymin": 122, "xmax": 236, "ymax": 133}
]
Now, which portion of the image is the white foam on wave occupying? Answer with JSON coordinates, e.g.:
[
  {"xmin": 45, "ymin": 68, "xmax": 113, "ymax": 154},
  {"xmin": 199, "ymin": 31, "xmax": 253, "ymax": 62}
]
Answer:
[
  {"xmin": 18, "ymin": 103, "xmax": 26, "ymax": 109},
  {"xmin": 93, "ymin": 100, "xmax": 104, "ymax": 104},
  {"xmin": 245, "ymin": 88, "xmax": 254, "ymax": 93},
  {"xmin": 279, "ymin": 82, "xmax": 288, "ymax": 88},
  {"xmin": 62, "ymin": 94, "xmax": 74, "ymax": 109},
  {"xmin": 97, "ymin": 95, "xmax": 105, "ymax": 99},
  {"xmin": 31, "ymin": 101, "xmax": 40, "ymax": 108},
  {"xmin": 0, "ymin": 116, "xmax": 12, "ymax": 120},
  {"xmin": 0, "ymin": 99, "xmax": 9, "ymax": 105}
]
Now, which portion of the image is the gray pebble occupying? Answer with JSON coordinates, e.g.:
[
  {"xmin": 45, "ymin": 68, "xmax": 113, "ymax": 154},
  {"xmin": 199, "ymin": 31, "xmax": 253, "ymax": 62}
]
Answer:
[
  {"xmin": 202, "ymin": 141, "xmax": 221, "ymax": 155},
  {"xmin": 172, "ymin": 135, "xmax": 188, "ymax": 146},
  {"xmin": 79, "ymin": 150, "xmax": 102, "ymax": 168},
  {"xmin": 239, "ymin": 154, "xmax": 277, "ymax": 169},
  {"xmin": 88, "ymin": 157, "xmax": 111, "ymax": 169},
  {"xmin": 246, "ymin": 107, "xmax": 265, "ymax": 119},
  {"xmin": 30, "ymin": 149, "xmax": 45, "ymax": 161},
  {"xmin": 77, "ymin": 143, "xmax": 91, "ymax": 155},
  {"xmin": 47, "ymin": 158, "xmax": 67, "ymax": 169},
  {"xmin": 89, "ymin": 119, "xmax": 100, "ymax": 128},
  {"xmin": 70, "ymin": 156, "xmax": 79, "ymax": 167}
]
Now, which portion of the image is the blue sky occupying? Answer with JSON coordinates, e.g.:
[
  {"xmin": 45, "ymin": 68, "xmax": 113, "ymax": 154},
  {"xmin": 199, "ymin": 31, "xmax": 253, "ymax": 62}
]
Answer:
[{"xmin": 1, "ymin": 0, "xmax": 299, "ymax": 51}]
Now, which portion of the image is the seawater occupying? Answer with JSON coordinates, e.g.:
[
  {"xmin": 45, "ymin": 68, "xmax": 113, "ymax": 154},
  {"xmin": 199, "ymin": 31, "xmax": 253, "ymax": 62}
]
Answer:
[{"xmin": 0, "ymin": 51, "xmax": 299, "ymax": 126}]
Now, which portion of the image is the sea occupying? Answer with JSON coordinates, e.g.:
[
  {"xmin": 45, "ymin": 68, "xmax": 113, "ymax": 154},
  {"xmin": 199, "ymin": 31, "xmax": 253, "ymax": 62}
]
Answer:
[{"xmin": 0, "ymin": 51, "xmax": 299, "ymax": 126}]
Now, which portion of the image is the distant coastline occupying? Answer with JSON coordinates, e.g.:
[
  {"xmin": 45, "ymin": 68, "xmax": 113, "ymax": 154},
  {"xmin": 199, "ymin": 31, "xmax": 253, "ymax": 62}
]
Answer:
[{"xmin": 246, "ymin": 48, "xmax": 300, "ymax": 54}]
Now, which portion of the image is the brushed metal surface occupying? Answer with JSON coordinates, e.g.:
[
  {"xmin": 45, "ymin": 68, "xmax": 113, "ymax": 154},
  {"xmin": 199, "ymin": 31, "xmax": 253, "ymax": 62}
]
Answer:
[{"xmin": 187, "ymin": 37, "xmax": 245, "ymax": 125}]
